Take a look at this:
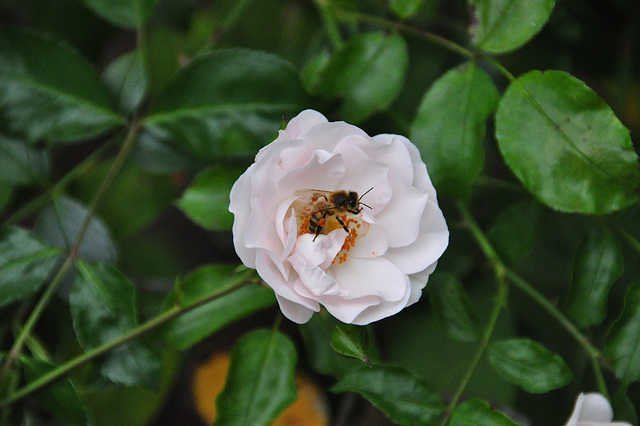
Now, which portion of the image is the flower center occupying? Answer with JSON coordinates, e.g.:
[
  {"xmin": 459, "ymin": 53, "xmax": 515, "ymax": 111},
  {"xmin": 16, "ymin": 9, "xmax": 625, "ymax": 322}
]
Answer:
[{"xmin": 296, "ymin": 213, "xmax": 368, "ymax": 265}]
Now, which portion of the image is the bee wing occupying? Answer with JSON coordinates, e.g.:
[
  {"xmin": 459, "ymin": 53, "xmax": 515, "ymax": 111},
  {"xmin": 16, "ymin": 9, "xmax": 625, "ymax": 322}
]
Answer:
[{"xmin": 292, "ymin": 189, "xmax": 332, "ymax": 217}]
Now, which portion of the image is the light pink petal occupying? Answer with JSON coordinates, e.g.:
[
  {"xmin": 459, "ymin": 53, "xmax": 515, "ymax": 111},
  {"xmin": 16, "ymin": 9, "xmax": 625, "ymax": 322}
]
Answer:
[
  {"xmin": 400, "ymin": 136, "xmax": 439, "ymax": 199},
  {"xmin": 334, "ymin": 144, "xmax": 392, "ymax": 213},
  {"xmin": 406, "ymin": 266, "xmax": 433, "ymax": 305},
  {"xmin": 275, "ymin": 294, "xmax": 317, "ymax": 324},
  {"xmin": 321, "ymin": 295, "xmax": 381, "ymax": 324},
  {"xmin": 291, "ymin": 231, "xmax": 346, "ymax": 268},
  {"xmin": 384, "ymin": 200, "xmax": 449, "ymax": 274},
  {"xmin": 277, "ymin": 150, "xmax": 345, "ymax": 194},
  {"xmin": 350, "ymin": 283, "xmax": 412, "ymax": 325},
  {"xmin": 370, "ymin": 135, "xmax": 414, "ymax": 185},
  {"xmin": 255, "ymin": 251, "xmax": 317, "ymax": 311},
  {"xmin": 244, "ymin": 204, "xmax": 283, "ymax": 257},
  {"xmin": 349, "ymin": 223, "xmax": 389, "ymax": 259},
  {"xmin": 299, "ymin": 121, "xmax": 372, "ymax": 153},
  {"xmin": 375, "ymin": 180, "xmax": 429, "ymax": 248},
  {"xmin": 289, "ymin": 255, "xmax": 341, "ymax": 296},
  {"xmin": 281, "ymin": 109, "xmax": 328, "ymax": 140},
  {"xmin": 229, "ymin": 168, "xmax": 256, "ymax": 267},
  {"xmin": 331, "ymin": 257, "xmax": 408, "ymax": 301}
]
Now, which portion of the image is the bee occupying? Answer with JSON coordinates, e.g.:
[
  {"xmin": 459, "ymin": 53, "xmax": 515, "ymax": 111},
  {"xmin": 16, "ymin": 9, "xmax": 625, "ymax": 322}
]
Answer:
[{"xmin": 293, "ymin": 188, "xmax": 373, "ymax": 241}]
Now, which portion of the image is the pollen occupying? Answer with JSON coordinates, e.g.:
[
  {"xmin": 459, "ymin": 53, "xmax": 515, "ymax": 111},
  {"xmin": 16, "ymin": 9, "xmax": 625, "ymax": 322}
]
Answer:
[{"xmin": 333, "ymin": 215, "xmax": 367, "ymax": 265}]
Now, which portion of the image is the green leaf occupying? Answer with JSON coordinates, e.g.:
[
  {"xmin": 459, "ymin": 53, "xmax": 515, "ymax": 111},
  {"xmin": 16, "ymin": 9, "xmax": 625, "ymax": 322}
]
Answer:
[
  {"xmin": 164, "ymin": 265, "xmax": 275, "ymax": 349},
  {"xmin": 488, "ymin": 200, "xmax": 543, "ymax": 265},
  {"xmin": 389, "ymin": 0, "xmax": 426, "ymax": 19},
  {"xmin": 22, "ymin": 357, "xmax": 88, "ymax": 425},
  {"xmin": 411, "ymin": 62, "xmax": 499, "ymax": 197},
  {"xmin": 565, "ymin": 227, "xmax": 624, "ymax": 329},
  {"xmin": 80, "ymin": 0, "xmax": 158, "ymax": 28},
  {"xmin": 0, "ymin": 135, "xmax": 49, "ymax": 185},
  {"xmin": 330, "ymin": 324, "xmax": 371, "ymax": 367},
  {"xmin": 130, "ymin": 131, "xmax": 196, "ymax": 173},
  {"xmin": 314, "ymin": 32, "xmax": 408, "ymax": 123},
  {"xmin": 176, "ymin": 164, "xmax": 245, "ymax": 231},
  {"xmin": 34, "ymin": 196, "xmax": 117, "ymax": 263},
  {"xmin": 331, "ymin": 365, "xmax": 443, "ymax": 425},
  {"xmin": 143, "ymin": 49, "xmax": 308, "ymax": 161},
  {"xmin": 605, "ymin": 281, "xmax": 640, "ymax": 382},
  {"xmin": 469, "ymin": 0, "xmax": 556, "ymax": 53},
  {"xmin": 298, "ymin": 314, "xmax": 364, "ymax": 377},
  {"xmin": 72, "ymin": 161, "xmax": 177, "ymax": 239},
  {"xmin": 0, "ymin": 29, "xmax": 124, "ymax": 143},
  {"xmin": 428, "ymin": 272, "xmax": 479, "ymax": 342},
  {"xmin": 215, "ymin": 329, "xmax": 297, "ymax": 426},
  {"xmin": 71, "ymin": 261, "xmax": 162, "ymax": 388},
  {"xmin": 450, "ymin": 398, "xmax": 522, "ymax": 426},
  {"xmin": 102, "ymin": 50, "xmax": 147, "ymax": 115},
  {"xmin": 0, "ymin": 226, "xmax": 62, "ymax": 307},
  {"xmin": 495, "ymin": 70, "xmax": 640, "ymax": 214},
  {"xmin": 487, "ymin": 338, "xmax": 572, "ymax": 393}
]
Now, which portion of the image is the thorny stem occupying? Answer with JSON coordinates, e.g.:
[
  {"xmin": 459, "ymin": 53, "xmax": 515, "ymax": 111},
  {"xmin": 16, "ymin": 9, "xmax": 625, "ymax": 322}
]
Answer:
[
  {"xmin": 1, "ymin": 270, "xmax": 253, "ymax": 407},
  {"xmin": 0, "ymin": 122, "xmax": 139, "ymax": 389}
]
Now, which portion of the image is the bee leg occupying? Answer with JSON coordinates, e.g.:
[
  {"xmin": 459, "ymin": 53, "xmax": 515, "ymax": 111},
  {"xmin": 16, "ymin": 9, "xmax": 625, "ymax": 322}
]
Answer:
[
  {"xmin": 312, "ymin": 214, "xmax": 328, "ymax": 242},
  {"xmin": 336, "ymin": 216, "xmax": 349, "ymax": 234}
]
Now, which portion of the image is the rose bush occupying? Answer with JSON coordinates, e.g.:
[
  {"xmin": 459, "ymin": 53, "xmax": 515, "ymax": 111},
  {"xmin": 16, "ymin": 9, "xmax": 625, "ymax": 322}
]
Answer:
[
  {"xmin": 565, "ymin": 393, "xmax": 632, "ymax": 426},
  {"xmin": 229, "ymin": 110, "xmax": 448, "ymax": 324}
]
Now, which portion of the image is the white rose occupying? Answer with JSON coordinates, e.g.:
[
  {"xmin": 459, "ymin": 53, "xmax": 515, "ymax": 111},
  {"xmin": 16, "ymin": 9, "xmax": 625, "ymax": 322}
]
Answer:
[
  {"xmin": 229, "ymin": 109, "xmax": 449, "ymax": 324},
  {"xmin": 565, "ymin": 393, "xmax": 632, "ymax": 426}
]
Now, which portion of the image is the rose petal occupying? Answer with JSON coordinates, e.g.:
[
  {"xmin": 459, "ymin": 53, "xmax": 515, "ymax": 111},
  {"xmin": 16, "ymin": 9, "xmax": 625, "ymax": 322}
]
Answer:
[
  {"xmin": 289, "ymin": 255, "xmax": 341, "ymax": 296},
  {"xmin": 291, "ymin": 232, "xmax": 345, "ymax": 268},
  {"xmin": 370, "ymin": 135, "xmax": 415, "ymax": 185},
  {"xmin": 384, "ymin": 200, "xmax": 449, "ymax": 274},
  {"xmin": 229, "ymin": 168, "xmax": 256, "ymax": 267},
  {"xmin": 321, "ymin": 295, "xmax": 381, "ymax": 324},
  {"xmin": 277, "ymin": 150, "xmax": 345, "ymax": 194},
  {"xmin": 331, "ymin": 257, "xmax": 408, "ymax": 302},
  {"xmin": 407, "ymin": 266, "xmax": 434, "ymax": 306},
  {"xmin": 299, "ymin": 121, "xmax": 372, "ymax": 153},
  {"xmin": 244, "ymin": 204, "xmax": 283, "ymax": 256},
  {"xmin": 334, "ymin": 144, "xmax": 392, "ymax": 213},
  {"xmin": 281, "ymin": 109, "xmax": 328, "ymax": 140},
  {"xmin": 275, "ymin": 294, "xmax": 316, "ymax": 324},
  {"xmin": 256, "ymin": 251, "xmax": 317, "ymax": 311},
  {"xmin": 349, "ymin": 223, "xmax": 389, "ymax": 259},
  {"xmin": 375, "ymin": 180, "xmax": 429, "ymax": 248},
  {"xmin": 350, "ymin": 285, "xmax": 411, "ymax": 325},
  {"xmin": 400, "ymin": 136, "xmax": 439, "ymax": 199}
]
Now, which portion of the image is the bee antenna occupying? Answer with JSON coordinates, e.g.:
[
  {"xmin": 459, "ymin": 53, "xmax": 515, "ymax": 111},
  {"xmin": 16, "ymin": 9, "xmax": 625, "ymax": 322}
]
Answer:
[
  {"xmin": 359, "ymin": 187, "xmax": 374, "ymax": 201},
  {"xmin": 360, "ymin": 202, "xmax": 372, "ymax": 210}
]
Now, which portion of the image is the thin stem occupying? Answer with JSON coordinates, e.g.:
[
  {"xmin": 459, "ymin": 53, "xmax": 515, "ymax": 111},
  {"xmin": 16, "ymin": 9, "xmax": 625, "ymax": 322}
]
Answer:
[
  {"xmin": 3, "ymin": 137, "xmax": 117, "ymax": 228},
  {"xmin": 313, "ymin": 0, "xmax": 344, "ymax": 50},
  {"xmin": 613, "ymin": 222, "xmax": 640, "ymax": 255},
  {"xmin": 1, "ymin": 269, "xmax": 253, "ymax": 407},
  {"xmin": 332, "ymin": 8, "xmax": 474, "ymax": 59},
  {"xmin": 0, "ymin": 122, "xmax": 139, "ymax": 386},
  {"xmin": 440, "ymin": 258, "xmax": 507, "ymax": 425},
  {"xmin": 210, "ymin": 0, "xmax": 254, "ymax": 48},
  {"xmin": 456, "ymin": 201, "xmax": 608, "ymax": 395}
]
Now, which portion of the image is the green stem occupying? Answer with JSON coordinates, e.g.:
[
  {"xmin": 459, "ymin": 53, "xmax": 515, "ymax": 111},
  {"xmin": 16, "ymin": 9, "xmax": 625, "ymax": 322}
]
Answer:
[
  {"xmin": 1, "ymin": 270, "xmax": 253, "ymax": 407},
  {"xmin": 313, "ymin": 0, "xmax": 344, "ymax": 50},
  {"xmin": 456, "ymin": 201, "xmax": 608, "ymax": 396},
  {"xmin": 209, "ymin": 0, "xmax": 254, "ymax": 49},
  {"xmin": 332, "ymin": 8, "xmax": 474, "ymax": 59},
  {"xmin": 613, "ymin": 223, "xmax": 640, "ymax": 255},
  {"xmin": 0, "ymin": 123, "xmax": 139, "ymax": 387},
  {"xmin": 440, "ymin": 252, "xmax": 507, "ymax": 425}
]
